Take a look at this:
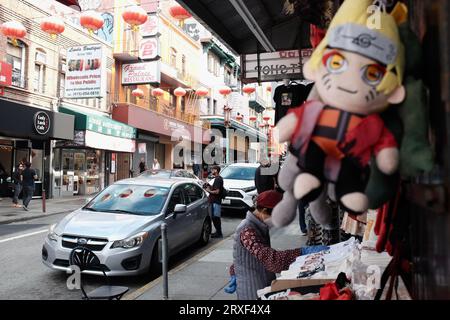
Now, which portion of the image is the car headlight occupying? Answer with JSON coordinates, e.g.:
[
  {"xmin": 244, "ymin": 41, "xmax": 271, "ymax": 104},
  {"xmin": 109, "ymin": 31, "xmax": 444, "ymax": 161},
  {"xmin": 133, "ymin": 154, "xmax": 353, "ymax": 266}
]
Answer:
[
  {"xmin": 241, "ymin": 186, "xmax": 256, "ymax": 193},
  {"xmin": 47, "ymin": 224, "xmax": 59, "ymax": 242},
  {"xmin": 111, "ymin": 232, "xmax": 148, "ymax": 249}
]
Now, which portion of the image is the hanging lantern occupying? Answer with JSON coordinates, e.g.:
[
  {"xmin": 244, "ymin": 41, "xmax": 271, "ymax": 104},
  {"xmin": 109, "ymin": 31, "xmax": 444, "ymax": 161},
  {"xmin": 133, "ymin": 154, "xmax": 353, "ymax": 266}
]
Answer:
[
  {"xmin": 259, "ymin": 123, "xmax": 266, "ymax": 128},
  {"xmin": 1, "ymin": 21, "xmax": 27, "ymax": 46},
  {"xmin": 169, "ymin": 5, "xmax": 192, "ymax": 27},
  {"xmin": 195, "ymin": 87, "xmax": 209, "ymax": 97},
  {"xmin": 174, "ymin": 87, "xmax": 186, "ymax": 97},
  {"xmin": 219, "ymin": 86, "xmax": 232, "ymax": 97},
  {"xmin": 263, "ymin": 115, "xmax": 271, "ymax": 122},
  {"xmin": 151, "ymin": 88, "xmax": 164, "ymax": 97},
  {"xmin": 122, "ymin": 5, "xmax": 148, "ymax": 32},
  {"xmin": 132, "ymin": 88, "xmax": 145, "ymax": 99},
  {"xmin": 40, "ymin": 16, "xmax": 65, "ymax": 40},
  {"xmin": 249, "ymin": 116, "xmax": 257, "ymax": 122},
  {"xmin": 242, "ymin": 85, "xmax": 255, "ymax": 96},
  {"xmin": 80, "ymin": 10, "xmax": 104, "ymax": 35}
]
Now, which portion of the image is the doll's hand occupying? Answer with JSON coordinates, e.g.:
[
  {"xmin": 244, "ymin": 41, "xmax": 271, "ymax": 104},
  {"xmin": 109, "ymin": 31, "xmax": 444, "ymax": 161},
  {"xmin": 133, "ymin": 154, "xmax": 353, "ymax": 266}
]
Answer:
[
  {"xmin": 376, "ymin": 147, "xmax": 399, "ymax": 175},
  {"xmin": 276, "ymin": 113, "xmax": 298, "ymax": 143}
]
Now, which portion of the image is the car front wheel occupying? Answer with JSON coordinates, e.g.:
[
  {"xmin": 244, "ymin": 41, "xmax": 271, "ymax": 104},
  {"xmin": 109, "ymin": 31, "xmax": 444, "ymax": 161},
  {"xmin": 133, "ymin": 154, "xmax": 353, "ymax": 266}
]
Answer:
[{"xmin": 198, "ymin": 218, "xmax": 211, "ymax": 246}]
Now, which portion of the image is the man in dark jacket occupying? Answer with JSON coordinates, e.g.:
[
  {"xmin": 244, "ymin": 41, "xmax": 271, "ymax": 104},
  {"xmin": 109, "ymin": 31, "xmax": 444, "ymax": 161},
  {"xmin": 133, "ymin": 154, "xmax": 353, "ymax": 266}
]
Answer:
[
  {"xmin": 204, "ymin": 165, "xmax": 224, "ymax": 238},
  {"xmin": 12, "ymin": 163, "xmax": 24, "ymax": 208},
  {"xmin": 21, "ymin": 162, "xmax": 37, "ymax": 211},
  {"xmin": 254, "ymin": 159, "xmax": 276, "ymax": 194}
]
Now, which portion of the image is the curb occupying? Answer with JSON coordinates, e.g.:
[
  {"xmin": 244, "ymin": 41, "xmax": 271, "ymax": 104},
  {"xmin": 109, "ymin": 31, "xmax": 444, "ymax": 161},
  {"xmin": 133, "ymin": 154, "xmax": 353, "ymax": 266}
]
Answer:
[
  {"xmin": 124, "ymin": 234, "xmax": 233, "ymax": 300},
  {"xmin": 0, "ymin": 210, "xmax": 73, "ymax": 225}
]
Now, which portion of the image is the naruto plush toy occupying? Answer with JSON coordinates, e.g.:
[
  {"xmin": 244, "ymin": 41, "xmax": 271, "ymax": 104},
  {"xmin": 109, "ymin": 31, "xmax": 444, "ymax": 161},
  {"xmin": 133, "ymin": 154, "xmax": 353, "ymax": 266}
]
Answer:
[{"xmin": 272, "ymin": 0, "xmax": 406, "ymax": 226}]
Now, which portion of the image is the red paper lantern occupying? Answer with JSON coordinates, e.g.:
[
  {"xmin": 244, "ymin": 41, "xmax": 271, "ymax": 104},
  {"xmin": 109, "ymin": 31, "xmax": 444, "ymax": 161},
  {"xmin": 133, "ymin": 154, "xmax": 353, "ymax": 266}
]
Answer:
[
  {"xmin": 151, "ymin": 88, "xmax": 164, "ymax": 97},
  {"xmin": 1, "ymin": 21, "xmax": 27, "ymax": 46},
  {"xmin": 263, "ymin": 115, "xmax": 271, "ymax": 122},
  {"xmin": 219, "ymin": 86, "xmax": 232, "ymax": 97},
  {"xmin": 242, "ymin": 85, "xmax": 255, "ymax": 95},
  {"xmin": 122, "ymin": 5, "xmax": 148, "ymax": 32},
  {"xmin": 132, "ymin": 88, "xmax": 145, "ymax": 98},
  {"xmin": 169, "ymin": 5, "xmax": 192, "ymax": 23},
  {"xmin": 195, "ymin": 87, "xmax": 209, "ymax": 97},
  {"xmin": 249, "ymin": 116, "xmax": 257, "ymax": 122},
  {"xmin": 40, "ymin": 16, "xmax": 65, "ymax": 39},
  {"xmin": 259, "ymin": 123, "xmax": 266, "ymax": 128},
  {"xmin": 174, "ymin": 87, "xmax": 186, "ymax": 97},
  {"xmin": 80, "ymin": 11, "xmax": 104, "ymax": 35}
]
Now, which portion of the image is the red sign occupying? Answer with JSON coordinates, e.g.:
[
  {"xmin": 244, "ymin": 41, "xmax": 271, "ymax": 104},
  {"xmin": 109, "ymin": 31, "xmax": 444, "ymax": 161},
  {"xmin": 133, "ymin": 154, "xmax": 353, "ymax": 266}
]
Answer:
[
  {"xmin": 0, "ymin": 62, "xmax": 12, "ymax": 87},
  {"xmin": 139, "ymin": 38, "xmax": 159, "ymax": 60}
]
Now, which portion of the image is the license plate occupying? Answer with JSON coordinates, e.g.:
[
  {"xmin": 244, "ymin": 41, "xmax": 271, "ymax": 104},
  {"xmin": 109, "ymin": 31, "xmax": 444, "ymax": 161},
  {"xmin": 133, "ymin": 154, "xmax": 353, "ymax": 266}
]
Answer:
[{"xmin": 222, "ymin": 199, "xmax": 231, "ymax": 205}]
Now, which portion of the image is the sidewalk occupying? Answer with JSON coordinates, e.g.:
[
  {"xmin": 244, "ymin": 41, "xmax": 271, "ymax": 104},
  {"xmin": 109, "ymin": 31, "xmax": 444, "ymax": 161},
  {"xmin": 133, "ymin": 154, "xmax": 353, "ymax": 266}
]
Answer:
[
  {"xmin": 128, "ymin": 218, "xmax": 306, "ymax": 300},
  {"xmin": 0, "ymin": 196, "xmax": 88, "ymax": 225}
]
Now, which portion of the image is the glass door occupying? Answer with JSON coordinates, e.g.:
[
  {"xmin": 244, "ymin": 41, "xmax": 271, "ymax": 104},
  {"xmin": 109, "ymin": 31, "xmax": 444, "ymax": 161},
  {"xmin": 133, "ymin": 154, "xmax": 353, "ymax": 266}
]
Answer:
[{"xmin": 61, "ymin": 150, "xmax": 74, "ymax": 196}]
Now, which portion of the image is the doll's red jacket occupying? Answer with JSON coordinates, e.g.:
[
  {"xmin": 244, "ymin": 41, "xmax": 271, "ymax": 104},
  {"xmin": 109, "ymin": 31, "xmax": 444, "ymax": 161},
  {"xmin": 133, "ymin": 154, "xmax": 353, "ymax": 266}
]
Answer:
[{"xmin": 288, "ymin": 100, "xmax": 398, "ymax": 169}]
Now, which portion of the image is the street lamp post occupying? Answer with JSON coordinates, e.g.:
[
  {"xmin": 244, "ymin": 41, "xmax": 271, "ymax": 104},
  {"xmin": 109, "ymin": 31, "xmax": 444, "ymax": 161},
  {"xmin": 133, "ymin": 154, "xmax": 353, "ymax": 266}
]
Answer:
[{"xmin": 224, "ymin": 105, "xmax": 232, "ymax": 164}]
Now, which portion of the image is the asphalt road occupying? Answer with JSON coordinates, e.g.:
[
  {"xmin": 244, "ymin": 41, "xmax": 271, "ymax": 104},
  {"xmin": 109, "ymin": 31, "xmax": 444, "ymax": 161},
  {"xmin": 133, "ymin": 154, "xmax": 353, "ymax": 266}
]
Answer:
[{"xmin": 0, "ymin": 210, "xmax": 244, "ymax": 300}]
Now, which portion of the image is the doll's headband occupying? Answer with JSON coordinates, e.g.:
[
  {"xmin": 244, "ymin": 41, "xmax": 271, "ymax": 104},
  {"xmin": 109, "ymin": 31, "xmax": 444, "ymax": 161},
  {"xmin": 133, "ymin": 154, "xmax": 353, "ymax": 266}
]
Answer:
[{"xmin": 328, "ymin": 23, "xmax": 397, "ymax": 66}]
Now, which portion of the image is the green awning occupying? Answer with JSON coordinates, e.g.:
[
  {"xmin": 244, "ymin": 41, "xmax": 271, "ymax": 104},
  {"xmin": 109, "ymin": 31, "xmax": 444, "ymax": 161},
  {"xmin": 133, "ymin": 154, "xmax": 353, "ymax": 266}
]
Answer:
[{"xmin": 59, "ymin": 106, "xmax": 136, "ymax": 139}]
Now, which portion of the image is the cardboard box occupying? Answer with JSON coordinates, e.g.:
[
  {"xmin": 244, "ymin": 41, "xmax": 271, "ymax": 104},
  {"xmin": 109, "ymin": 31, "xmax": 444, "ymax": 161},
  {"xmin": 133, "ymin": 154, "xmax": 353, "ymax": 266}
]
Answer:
[{"xmin": 271, "ymin": 278, "xmax": 334, "ymax": 292}]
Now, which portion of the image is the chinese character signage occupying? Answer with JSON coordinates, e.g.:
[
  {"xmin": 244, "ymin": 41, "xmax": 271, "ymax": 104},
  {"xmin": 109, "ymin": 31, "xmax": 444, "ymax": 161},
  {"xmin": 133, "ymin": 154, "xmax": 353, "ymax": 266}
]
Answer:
[
  {"xmin": 139, "ymin": 38, "xmax": 160, "ymax": 60},
  {"xmin": 141, "ymin": 14, "xmax": 159, "ymax": 37},
  {"xmin": 64, "ymin": 44, "xmax": 107, "ymax": 98},
  {"xmin": 122, "ymin": 62, "xmax": 161, "ymax": 85}
]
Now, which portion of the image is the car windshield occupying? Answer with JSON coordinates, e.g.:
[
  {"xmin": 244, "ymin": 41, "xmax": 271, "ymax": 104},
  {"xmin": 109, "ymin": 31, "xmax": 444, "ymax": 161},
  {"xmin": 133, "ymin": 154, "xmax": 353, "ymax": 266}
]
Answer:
[
  {"xmin": 220, "ymin": 166, "xmax": 257, "ymax": 180},
  {"xmin": 83, "ymin": 184, "xmax": 170, "ymax": 216}
]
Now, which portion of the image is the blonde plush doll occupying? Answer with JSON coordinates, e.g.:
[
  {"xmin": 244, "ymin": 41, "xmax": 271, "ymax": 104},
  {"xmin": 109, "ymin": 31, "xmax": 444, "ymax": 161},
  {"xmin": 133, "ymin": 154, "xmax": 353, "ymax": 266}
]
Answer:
[{"xmin": 272, "ymin": 0, "xmax": 406, "ymax": 227}]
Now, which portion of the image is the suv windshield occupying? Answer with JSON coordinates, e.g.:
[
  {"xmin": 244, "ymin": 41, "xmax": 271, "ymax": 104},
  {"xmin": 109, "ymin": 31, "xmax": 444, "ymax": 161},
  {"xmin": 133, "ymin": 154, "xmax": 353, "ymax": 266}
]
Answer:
[
  {"xmin": 220, "ymin": 166, "xmax": 257, "ymax": 180},
  {"xmin": 84, "ymin": 184, "xmax": 170, "ymax": 216}
]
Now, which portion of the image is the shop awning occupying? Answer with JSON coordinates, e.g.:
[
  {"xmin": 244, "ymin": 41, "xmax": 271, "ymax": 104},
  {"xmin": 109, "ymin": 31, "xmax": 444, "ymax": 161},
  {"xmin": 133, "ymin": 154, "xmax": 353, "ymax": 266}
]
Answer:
[
  {"xmin": 60, "ymin": 106, "xmax": 136, "ymax": 140},
  {"xmin": 177, "ymin": 0, "xmax": 335, "ymax": 55},
  {"xmin": 201, "ymin": 116, "xmax": 267, "ymax": 142},
  {"xmin": 59, "ymin": 105, "xmax": 137, "ymax": 153}
]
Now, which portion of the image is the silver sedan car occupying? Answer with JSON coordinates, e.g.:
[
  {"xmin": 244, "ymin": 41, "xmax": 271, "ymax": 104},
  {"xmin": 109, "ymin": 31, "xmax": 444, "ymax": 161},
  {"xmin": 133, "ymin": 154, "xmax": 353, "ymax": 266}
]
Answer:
[{"xmin": 42, "ymin": 177, "xmax": 211, "ymax": 276}]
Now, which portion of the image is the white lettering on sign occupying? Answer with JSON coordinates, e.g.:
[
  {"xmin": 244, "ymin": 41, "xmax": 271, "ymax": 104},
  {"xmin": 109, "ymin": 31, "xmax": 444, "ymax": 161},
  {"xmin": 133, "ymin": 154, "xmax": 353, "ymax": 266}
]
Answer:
[
  {"xmin": 34, "ymin": 112, "xmax": 51, "ymax": 135},
  {"xmin": 243, "ymin": 49, "xmax": 313, "ymax": 81},
  {"xmin": 122, "ymin": 61, "xmax": 161, "ymax": 85}
]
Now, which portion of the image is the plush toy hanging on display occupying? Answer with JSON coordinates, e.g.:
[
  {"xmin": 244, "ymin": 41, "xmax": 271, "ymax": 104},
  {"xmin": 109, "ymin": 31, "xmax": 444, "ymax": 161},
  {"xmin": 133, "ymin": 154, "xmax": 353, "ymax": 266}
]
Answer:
[{"xmin": 272, "ymin": 0, "xmax": 407, "ymax": 227}]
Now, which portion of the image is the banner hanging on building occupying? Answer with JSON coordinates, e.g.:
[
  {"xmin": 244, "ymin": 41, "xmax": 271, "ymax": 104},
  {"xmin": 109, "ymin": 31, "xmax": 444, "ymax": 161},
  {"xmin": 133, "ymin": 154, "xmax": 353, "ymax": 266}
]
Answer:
[
  {"xmin": 64, "ymin": 44, "xmax": 106, "ymax": 98},
  {"xmin": 122, "ymin": 61, "xmax": 161, "ymax": 85},
  {"xmin": 242, "ymin": 49, "xmax": 313, "ymax": 82}
]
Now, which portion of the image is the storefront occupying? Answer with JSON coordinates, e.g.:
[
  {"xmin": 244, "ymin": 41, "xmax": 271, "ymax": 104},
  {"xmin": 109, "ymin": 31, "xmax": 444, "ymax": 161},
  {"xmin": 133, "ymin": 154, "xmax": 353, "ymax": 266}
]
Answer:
[
  {"xmin": 112, "ymin": 102, "xmax": 208, "ymax": 172},
  {"xmin": 0, "ymin": 99, "xmax": 74, "ymax": 198},
  {"xmin": 55, "ymin": 105, "xmax": 136, "ymax": 197}
]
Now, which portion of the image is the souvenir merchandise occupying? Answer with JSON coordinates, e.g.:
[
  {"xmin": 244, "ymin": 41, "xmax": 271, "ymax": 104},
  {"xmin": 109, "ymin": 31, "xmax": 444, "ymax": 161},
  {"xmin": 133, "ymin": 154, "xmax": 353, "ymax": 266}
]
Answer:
[
  {"xmin": 341, "ymin": 212, "xmax": 366, "ymax": 237},
  {"xmin": 273, "ymin": 81, "xmax": 314, "ymax": 124},
  {"xmin": 272, "ymin": 0, "xmax": 406, "ymax": 229}
]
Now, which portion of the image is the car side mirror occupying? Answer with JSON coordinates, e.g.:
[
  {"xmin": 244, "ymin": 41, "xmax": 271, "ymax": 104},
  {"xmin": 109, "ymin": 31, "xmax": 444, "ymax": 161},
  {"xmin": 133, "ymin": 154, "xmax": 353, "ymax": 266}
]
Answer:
[{"xmin": 174, "ymin": 204, "xmax": 187, "ymax": 214}]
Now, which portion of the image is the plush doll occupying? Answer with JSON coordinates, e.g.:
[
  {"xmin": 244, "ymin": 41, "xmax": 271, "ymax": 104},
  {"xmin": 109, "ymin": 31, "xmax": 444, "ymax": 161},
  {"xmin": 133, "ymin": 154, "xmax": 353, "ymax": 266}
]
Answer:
[{"xmin": 272, "ymin": 0, "xmax": 406, "ymax": 227}]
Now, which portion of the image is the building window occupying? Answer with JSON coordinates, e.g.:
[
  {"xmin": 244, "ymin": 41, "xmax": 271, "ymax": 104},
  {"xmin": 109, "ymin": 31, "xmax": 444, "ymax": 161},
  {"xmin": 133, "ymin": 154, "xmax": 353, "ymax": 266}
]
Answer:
[
  {"xmin": 213, "ymin": 99, "xmax": 217, "ymax": 115},
  {"xmin": 207, "ymin": 51, "xmax": 221, "ymax": 77},
  {"xmin": 6, "ymin": 41, "xmax": 26, "ymax": 88},
  {"xmin": 181, "ymin": 54, "xmax": 186, "ymax": 77},
  {"xmin": 207, "ymin": 97, "xmax": 211, "ymax": 115},
  {"xmin": 224, "ymin": 66, "xmax": 232, "ymax": 85},
  {"xmin": 34, "ymin": 49, "xmax": 47, "ymax": 93},
  {"xmin": 170, "ymin": 47, "xmax": 177, "ymax": 68}
]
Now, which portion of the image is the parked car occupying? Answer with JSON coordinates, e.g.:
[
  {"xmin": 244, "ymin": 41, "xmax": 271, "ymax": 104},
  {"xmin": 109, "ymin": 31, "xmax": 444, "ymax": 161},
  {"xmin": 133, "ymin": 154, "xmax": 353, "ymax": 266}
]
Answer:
[
  {"xmin": 138, "ymin": 169, "xmax": 203, "ymax": 186},
  {"xmin": 209, "ymin": 163, "xmax": 259, "ymax": 212},
  {"xmin": 42, "ymin": 177, "xmax": 211, "ymax": 276}
]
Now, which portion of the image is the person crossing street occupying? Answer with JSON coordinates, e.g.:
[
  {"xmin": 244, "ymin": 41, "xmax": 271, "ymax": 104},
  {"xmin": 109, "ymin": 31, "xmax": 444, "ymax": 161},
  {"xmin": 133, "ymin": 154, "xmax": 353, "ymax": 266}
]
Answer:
[{"xmin": 204, "ymin": 165, "xmax": 225, "ymax": 238}]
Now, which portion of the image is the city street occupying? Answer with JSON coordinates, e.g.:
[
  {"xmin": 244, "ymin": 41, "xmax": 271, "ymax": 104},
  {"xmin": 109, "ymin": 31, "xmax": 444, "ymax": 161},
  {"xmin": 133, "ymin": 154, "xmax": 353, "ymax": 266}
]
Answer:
[{"xmin": 0, "ymin": 210, "xmax": 244, "ymax": 300}]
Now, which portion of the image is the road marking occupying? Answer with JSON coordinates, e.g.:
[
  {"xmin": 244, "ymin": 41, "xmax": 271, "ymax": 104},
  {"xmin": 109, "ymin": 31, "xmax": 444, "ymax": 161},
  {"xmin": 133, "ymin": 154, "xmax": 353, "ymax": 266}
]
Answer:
[{"xmin": 0, "ymin": 229, "xmax": 48, "ymax": 244}]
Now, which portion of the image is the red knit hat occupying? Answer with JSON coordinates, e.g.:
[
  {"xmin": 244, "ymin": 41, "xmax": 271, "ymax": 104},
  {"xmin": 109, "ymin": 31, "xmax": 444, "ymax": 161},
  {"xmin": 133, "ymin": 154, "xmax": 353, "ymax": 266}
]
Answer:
[{"xmin": 256, "ymin": 190, "xmax": 283, "ymax": 209}]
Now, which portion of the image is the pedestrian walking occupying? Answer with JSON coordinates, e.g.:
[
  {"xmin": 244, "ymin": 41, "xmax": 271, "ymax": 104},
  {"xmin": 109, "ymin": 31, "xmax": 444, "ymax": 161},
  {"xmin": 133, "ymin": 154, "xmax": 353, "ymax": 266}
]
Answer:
[
  {"xmin": 226, "ymin": 190, "xmax": 329, "ymax": 300},
  {"xmin": 12, "ymin": 162, "xmax": 24, "ymax": 208},
  {"xmin": 204, "ymin": 165, "xmax": 225, "ymax": 238},
  {"xmin": 21, "ymin": 162, "xmax": 37, "ymax": 211},
  {"xmin": 254, "ymin": 158, "xmax": 276, "ymax": 194},
  {"xmin": 152, "ymin": 158, "xmax": 161, "ymax": 170},
  {"xmin": 139, "ymin": 157, "xmax": 147, "ymax": 173}
]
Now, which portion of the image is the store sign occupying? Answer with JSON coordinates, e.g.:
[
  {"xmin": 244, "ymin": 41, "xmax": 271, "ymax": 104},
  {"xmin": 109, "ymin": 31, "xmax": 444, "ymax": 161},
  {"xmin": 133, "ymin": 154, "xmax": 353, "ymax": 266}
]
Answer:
[
  {"xmin": 122, "ymin": 61, "xmax": 161, "ymax": 85},
  {"xmin": 243, "ymin": 49, "xmax": 313, "ymax": 82},
  {"xmin": 73, "ymin": 130, "xmax": 85, "ymax": 145},
  {"xmin": 139, "ymin": 37, "xmax": 160, "ymax": 61},
  {"xmin": 34, "ymin": 111, "xmax": 51, "ymax": 135},
  {"xmin": 0, "ymin": 61, "xmax": 12, "ymax": 87},
  {"xmin": 138, "ymin": 143, "xmax": 147, "ymax": 154},
  {"xmin": 64, "ymin": 44, "xmax": 107, "ymax": 98},
  {"xmin": 86, "ymin": 116, "xmax": 136, "ymax": 139},
  {"xmin": 141, "ymin": 14, "xmax": 159, "ymax": 37},
  {"xmin": 85, "ymin": 130, "xmax": 136, "ymax": 153}
]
